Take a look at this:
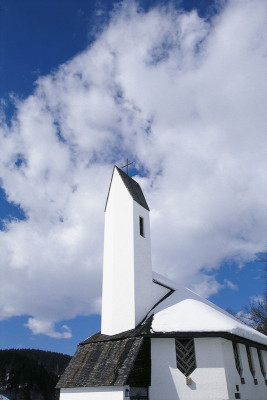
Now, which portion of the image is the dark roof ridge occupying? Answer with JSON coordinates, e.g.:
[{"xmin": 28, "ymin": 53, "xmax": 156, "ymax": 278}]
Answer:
[
  {"xmin": 152, "ymin": 278, "xmax": 175, "ymax": 291},
  {"xmin": 148, "ymin": 331, "xmax": 267, "ymax": 350},
  {"xmin": 80, "ymin": 317, "xmax": 153, "ymax": 345}
]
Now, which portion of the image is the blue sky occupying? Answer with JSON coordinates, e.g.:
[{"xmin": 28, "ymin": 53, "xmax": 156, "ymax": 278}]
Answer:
[{"xmin": 0, "ymin": 0, "xmax": 266, "ymax": 355}]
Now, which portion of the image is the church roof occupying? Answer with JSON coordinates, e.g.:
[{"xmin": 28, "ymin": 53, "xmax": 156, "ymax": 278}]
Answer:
[
  {"xmin": 56, "ymin": 337, "xmax": 143, "ymax": 388},
  {"xmin": 148, "ymin": 274, "xmax": 267, "ymax": 347},
  {"xmin": 57, "ymin": 323, "xmax": 151, "ymax": 389},
  {"xmin": 105, "ymin": 166, "xmax": 150, "ymax": 211}
]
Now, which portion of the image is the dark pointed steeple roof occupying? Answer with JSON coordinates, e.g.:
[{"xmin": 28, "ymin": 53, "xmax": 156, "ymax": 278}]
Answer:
[{"xmin": 105, "ymin": 166, "xmax": 150, "ymax": 211}]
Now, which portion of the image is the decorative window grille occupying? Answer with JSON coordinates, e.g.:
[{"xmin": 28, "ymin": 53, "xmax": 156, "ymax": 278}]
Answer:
[
  {"xmin": 257, "ymin": 349, "xmax": 266, "ymax": 378},
  {"xmin": 233, "ymin": 342, "xmax": 243, "ymax": 377},
  {"xmin": 175, "ymin": 339, "xmax": 196, "ymax": 376},
  {"xmin": 246, "ymin": 346, "xmax": 255, "ymax": 378},
  {"xmin": 129, "ymin": 386, "xmax": 148, "ymax": 400}
]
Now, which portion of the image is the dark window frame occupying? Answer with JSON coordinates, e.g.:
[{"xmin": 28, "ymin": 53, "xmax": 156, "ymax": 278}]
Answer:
[{"xmin": 139, "ymin": 216, "xmax": 145, "ymax": 237}]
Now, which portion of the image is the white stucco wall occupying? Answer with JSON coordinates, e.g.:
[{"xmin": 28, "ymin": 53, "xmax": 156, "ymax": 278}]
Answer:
[
  {"xmin": 150, "ymin": 337, "xmax": 229, "ymax": 400},
  {"xmin": 221, "ymin": 339, "xmax": 242, "ymax": 399},
  {"xmin": 133, "ymin": 202, "xmax": 170, "ymax": 322},
  {"xmin": 151, "ymin": 280, "xmax": 170, "ymax": 308},
  {"xmin": 150, "ymin": 336, "xmax": 267, "ymax": 400},
  {"xmin": 223, "ymin": 341, "xmax": 267, "ymax": 400},
  {"xmin": 101, "ymin": 168, "xmax": 135, "ymax": 334},
  {"xmin": 60, "ymin": 386, "xmax": 125, "ymax": 400},
  {"xmin": 193, "ymin": 337, "xmax": 229, "ymax": 399},
  {"xmin": 133, "ymin": 200, "xmax": 153, "ymax": 325}
]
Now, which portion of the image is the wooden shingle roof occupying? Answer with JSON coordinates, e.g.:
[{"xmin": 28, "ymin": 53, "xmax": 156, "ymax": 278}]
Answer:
[
  {"xmin": 56, "ymin": 337, "xmax": 143, "ymax": 388},
  {"xmin": 56, "ymin": 319, "xmax": 152, "ymax": 389}
]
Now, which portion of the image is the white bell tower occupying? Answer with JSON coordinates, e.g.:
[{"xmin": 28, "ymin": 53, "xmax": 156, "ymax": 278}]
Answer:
[{"xmin": 101, "ymin": 166, "xmax": 153, "ymax": 335}]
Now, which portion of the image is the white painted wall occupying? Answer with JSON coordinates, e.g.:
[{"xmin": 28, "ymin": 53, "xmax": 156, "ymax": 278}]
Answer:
[
  {"xmin": 133, "ymin": 202, "xmax": 170, "ymax": 323},
  {"xmin": 101, "ymin": 168, "xmax": 135, "ymax": 334},
  {"xmin": 221, "ymin": 339, "xmax": 242, "ymax": 399},
  {"xmin": 60, "ymin": 386, "xmax": 125, "ymax": 400},
  {"xmin": 133, "ymin": 200, "xmax": 153, "ymax": 325},
  {"xmin": 101, "ymin": 167, "xmax": 166, "ymax": 335},
  {"xmin": 193, "ymin": 337, "xmax": 229, "ymax": 399},
  {"xmin": 223, "ymin": 341, "xmax": 267, "ymax": 400},
  {"xmin": 150, "ymin": 337, "xmax": 228, "ymax": 400},
  {"xmin": 150, "ymin": 281, "xmax": 170, "ymax": 310},
  {"xmin": 150, "ymin": 336, "xmax": 267, "ymax": 400}
]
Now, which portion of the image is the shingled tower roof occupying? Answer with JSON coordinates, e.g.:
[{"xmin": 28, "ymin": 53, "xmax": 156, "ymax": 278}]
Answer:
[{"xmin": 105, "ymin": 166, "xmax": 150, "ymax": 211}]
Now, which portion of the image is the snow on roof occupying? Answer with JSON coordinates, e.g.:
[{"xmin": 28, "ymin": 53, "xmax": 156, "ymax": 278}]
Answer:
[{"xmin": 150, "ymin": 273, "xmax": 267, "ymax": 346}]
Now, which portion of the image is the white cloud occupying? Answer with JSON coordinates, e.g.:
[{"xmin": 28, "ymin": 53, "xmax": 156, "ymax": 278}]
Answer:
[
  {"xmin": 0, "ymin": 0, "xmax": 266, "ymax": 335},
  {"xmin": 223, "ymin": 279, "xmax": 238, "ymax": 291},
  {"xmin": 25, "ymin": 318, "xmax": 72, "ymax": 339}
]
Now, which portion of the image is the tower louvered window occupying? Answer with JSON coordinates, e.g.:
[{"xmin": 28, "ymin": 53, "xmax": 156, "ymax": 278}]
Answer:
[
  {"xmin": 175, "ymin": 339, "xmax": 196, "ymax": 376},
  {"xmin": 233, "ymin": 342, "xmax": 243, "ymax": 377},
  {"xmin": 246, "ymin": 346, "xmax": 255, "ymax": 377},
  {"xmin": 257, "ymin": 349, "xmax": 266, "ymax": 379}
]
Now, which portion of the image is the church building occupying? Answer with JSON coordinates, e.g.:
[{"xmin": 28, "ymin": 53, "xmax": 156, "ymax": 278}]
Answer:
[{"xmin": 57, "ymin": 166, "xmax": 267, "ymax": 400}]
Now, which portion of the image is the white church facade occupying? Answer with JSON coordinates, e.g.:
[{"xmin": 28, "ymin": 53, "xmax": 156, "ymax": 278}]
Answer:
[{"xmin": 57, "ymin": 166, "xmax": 267, "ymax": 400}]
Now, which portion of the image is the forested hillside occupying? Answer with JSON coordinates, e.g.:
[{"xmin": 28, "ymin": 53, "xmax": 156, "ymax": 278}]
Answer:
[{"xmin": 0, "ymin": 349, "xmax": 71, "ymax": 400}]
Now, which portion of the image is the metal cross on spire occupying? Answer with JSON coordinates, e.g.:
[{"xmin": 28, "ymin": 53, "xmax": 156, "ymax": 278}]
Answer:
[{"xmin": 121, "ymin": 159, "xmax": 133, "ymax": 175}]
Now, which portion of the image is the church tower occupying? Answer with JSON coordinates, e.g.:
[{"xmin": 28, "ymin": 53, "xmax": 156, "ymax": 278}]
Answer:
[{"xmin": 101, "ymin": 166, "xmax": 152, "ymax": 335}]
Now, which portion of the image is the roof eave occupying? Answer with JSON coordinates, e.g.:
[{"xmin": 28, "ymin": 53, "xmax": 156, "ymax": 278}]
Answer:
[{"xmin": 148, "ymin": 331, "xmax": 267, "ymax": 350}]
